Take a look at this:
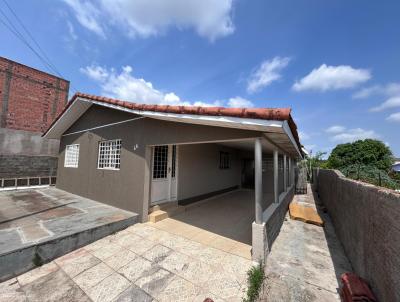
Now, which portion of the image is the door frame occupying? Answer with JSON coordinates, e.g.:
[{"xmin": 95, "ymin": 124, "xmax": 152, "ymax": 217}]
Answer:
[{"xmin": 150, "ymin": 144, "xmax": 179, "ymax": 205}]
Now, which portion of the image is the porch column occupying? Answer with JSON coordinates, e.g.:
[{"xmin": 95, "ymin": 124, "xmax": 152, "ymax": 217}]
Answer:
[
  {"xmin": 283, "ymin": 154, "xmax": 287, "ymax": 191},
  {"xmin": 288, "ymin": 157, "xmax": 292, "ymax": 187},
  {"xmin": 254, "ymin": 138, "xmax": 263, "ymax": 224},
  {"xmin": 273, "ymin": 150, "xmax": 279, "ymax": 203}
]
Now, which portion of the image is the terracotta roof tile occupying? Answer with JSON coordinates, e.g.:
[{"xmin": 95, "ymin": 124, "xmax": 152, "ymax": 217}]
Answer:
[{"xmin": 43, "ymin": 92, "xmax": 302, "ymax": 152}]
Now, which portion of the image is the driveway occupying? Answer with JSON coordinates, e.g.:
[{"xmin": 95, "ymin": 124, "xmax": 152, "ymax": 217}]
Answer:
[{"xmin": 1, "ymin": 222, "xmax": 251, "ymax": 302}]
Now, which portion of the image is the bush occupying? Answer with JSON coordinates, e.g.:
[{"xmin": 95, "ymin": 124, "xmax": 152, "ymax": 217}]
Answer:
[{"xmin": 341, "ymin": 164, "xmax": 400, "ymax": 190}]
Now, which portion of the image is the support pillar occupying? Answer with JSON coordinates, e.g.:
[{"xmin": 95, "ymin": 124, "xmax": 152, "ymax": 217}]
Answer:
[
  {"xmin": 283, "ymin": 154, "xmax": 287, "ymax": 191},
  {"xmin": 254, "ymin": 138, "xmax": 263, "ymax": 224},
  {"xmin": 288, "ymin": 158, "xmax": 292, "ymax": 186},
  {"xmin": 273, "ymin": 150, "xmax": 279, "ymax": 204}
]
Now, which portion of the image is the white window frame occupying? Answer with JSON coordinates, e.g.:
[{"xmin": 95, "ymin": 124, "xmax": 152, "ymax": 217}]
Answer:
[
  {"xmin": 97, "ymin": 139, "xmax": 122, "ymax": 170},
  {"xmin": 64, "ymin": 144, "xmax": 80, "ymax": 168}
]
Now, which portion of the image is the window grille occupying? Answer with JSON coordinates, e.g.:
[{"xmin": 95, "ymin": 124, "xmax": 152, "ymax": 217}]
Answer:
[
  {"xmin": 153, "ymin": 146, "xmax": 168, "ymax": 179},
  {"xmin": 64, "ymin": 144, "xmax": 79, "ymax": 168},
  {"xmin": 97, "ymin": 139, "xmax": 122, "ymax": 170},
  {"xmin": 219, "ymin": 151, "xmax": 230, "ymax": 169}
]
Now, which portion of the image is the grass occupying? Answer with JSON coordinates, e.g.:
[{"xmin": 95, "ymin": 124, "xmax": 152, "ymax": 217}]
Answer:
[{"xmin": 243, "ymin": 262, "xmax": 265, "ymax": 302}]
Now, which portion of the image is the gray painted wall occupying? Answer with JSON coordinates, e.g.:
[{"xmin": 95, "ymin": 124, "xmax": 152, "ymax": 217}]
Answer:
[
  {"xmin": 56, "ymin": 105, "xmax": 262, "ymax": 220},
  {"xmin": 178, "ymin": 143, "xmax": 241, "ymax": 200},
  {"xmin": 315, "ymin": 169, "xmax": 400, "ymax": 302}
]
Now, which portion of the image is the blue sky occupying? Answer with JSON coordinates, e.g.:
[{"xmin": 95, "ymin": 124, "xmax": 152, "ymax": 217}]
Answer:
[{"xmin": 1, "ymin": 0, "xmax": 400, "ymax": 156}]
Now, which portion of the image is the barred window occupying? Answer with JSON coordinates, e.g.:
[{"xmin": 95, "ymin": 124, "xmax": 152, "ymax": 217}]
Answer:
[
  {"xmin": 97, "ymin": 139, "xmax": 122, "ymax": 170},
  {"xmin": 64, "ymin": 144, "xmax": 79, "ymax": 168},
  {"xmin": 153, "ymin": 146, "xmax": 168, "ymax": 179},
  {"xmin": 219, "ymin": 151, "xmax": 230, "ymax": 169}
]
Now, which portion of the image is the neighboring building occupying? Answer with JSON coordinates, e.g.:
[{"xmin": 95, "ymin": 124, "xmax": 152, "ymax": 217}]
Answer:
[
  {"xmin": 0, "ymin": 57, "xmax": 69, "ymax": 181},
  {"xmin": 393, "ymin": 158, "xmax": 400, "ymax": 172},
  {"xmin": 44, "ymin": 92, "xmax": 303, "ymax": 261}
]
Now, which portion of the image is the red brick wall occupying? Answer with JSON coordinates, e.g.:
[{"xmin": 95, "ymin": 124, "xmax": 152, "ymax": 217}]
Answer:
[{"xmin": 0, "ymin": 57, "xmax": 69, "ymax": 133}]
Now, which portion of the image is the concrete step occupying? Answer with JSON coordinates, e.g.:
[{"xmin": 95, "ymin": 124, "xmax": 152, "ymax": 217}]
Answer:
[
  {"xmin": 149, "ymin": 210, "xmax": 169, "ymax": 223},
  {"xmin": 148, "ymin": 203, "xmax": 186, "ymax": 223},
  {"xmin": 149, "ymin": 201, "xmax": 179, "ymax": 213}
]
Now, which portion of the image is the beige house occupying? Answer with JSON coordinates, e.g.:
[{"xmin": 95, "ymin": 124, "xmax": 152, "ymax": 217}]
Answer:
[{"xmin": 43, "ymin": 92, "xmax": 303, "ymax": 261}]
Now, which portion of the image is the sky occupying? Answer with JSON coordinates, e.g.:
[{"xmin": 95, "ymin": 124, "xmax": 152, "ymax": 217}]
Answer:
[{"xmin": 1, "ymin": 0, "xmax": 400, "ymax": 156}]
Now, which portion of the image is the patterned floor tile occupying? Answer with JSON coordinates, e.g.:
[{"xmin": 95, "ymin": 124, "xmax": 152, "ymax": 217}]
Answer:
[
  {"xmin": 55, "ymin": 249, "xmax": 101, "ymax": 278},
  {"xmin": 85, "ymin": 273, "xmax": 130, "ymax": 302},
  {"xmin": 73, "ymin": 262, "xmax": 114, "ymax": 292},
  {"xmin": 118, "ymin": 256, "xmax": 156, "ymax": 283},
  {"xmin": 113, "ymin": 285, "xmax": 154, "ymax": 302},
  {"xmin": 22, "ymin": 269, "xmax": 90, "ymax": 302},
  {"xmin": 152, "ymin": 276, "xmax": 201, "ymax": 302},
  {"xmin": 103, "ymin": 249, "xmax": 137, "ymax": 270},
  {"xmin": 142, "ymin": 244, "xmax": 172, "ymax": 263},
  {"xmin": 134, "ymin": 268, "xmax": 174, "ymax": 297}
]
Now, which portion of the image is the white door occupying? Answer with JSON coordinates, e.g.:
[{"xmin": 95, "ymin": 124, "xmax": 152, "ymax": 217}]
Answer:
[{"xmin": 151, "ymin": 145, "xmax": 177, "ymax": 205}]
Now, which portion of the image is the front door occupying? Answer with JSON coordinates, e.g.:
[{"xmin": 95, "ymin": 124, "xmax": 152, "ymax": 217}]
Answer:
[{"xmin": 151, "ymin": 145, "xmax": 177, "ymax": 205}]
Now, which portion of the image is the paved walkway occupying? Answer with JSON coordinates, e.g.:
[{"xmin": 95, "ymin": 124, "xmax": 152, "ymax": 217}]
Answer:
[
  {"xmin": 260, "ymin": 186, "xmax": 352, "ymax": 301},
  {"xmin": 1, "ymin": 222, "xmax": 251, "ymax": 302}
]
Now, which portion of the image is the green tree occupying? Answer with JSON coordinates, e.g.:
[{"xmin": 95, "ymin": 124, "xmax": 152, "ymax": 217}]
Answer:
[{"xmin": 327, "ymin": 139, "xmax": 393, "ymax": 171}]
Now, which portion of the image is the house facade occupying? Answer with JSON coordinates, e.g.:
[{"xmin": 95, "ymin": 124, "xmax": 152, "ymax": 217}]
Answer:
[{"xmin": 44, "ymin": 93, "xmax": 302, "ymax": 261}]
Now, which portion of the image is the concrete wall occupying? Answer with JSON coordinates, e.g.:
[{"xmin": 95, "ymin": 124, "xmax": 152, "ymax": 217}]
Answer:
[
  {"xmin": 57, "ymin": 105, "xmax": 261, "ymax": 220},
  {"xmin": 178, "ymin": 143, "xmax": 241, "ymax": 201},
  {"xmin": 265, "ymin": 186, "xmax": 294, "ymax": 249},
  {"xmin": 0, "ymin": 128, "xmax": 59, "ymax": 156},
  {"xmin": 315, "ymin": 169, "xmax": 400, "ymax": 302},
  {"xmin": 0, "ymin": 128, "xmax": 59, "ymax": 178},
  {"xmin": 0, "ymin": 155, "xmax": 57, "ymax": 178}
]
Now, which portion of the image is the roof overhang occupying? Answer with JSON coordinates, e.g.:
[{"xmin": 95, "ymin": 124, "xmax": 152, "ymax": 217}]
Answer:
[{"xmin": 44, "ymin": 96, "xmax": 302, "ymax": 157}]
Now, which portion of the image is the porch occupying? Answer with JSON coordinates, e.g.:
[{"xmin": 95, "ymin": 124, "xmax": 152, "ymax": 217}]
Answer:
[{"xmin": 146, "ymin": 136, "xmax": 298, "ymax": 262}]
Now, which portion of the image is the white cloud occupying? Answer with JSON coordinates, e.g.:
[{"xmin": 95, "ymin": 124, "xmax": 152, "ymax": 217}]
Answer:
[
  {"xmin": 353, "ymin": 82, "xmax": 400, "ymax": 99},
  {"xmin": 387, "ymin": 112, "xmax": 400, "ymax": 122},
  {"xmin": 67, "ymin": 21, "xmax": 78, "ymax": 40},
  {"xmin": 63, "ymin": 0, "xmax": 105, "ymax": 38},
  {"xmin": 247, "ymin": 57, "xmax": 291, "ymax": 94},
  {"xmin": 331, "ymin": 128, "xmax": 379, "ymax": 143},
  {"xmin": 64, "ymin": 0, "xmax": 234, "ymax": 41},
  {"xmin": 293, "ymin": 64, "xmax": 371, "ymax": 92},
  {"xmin": 227, "ymin": 96, "xmax": 254, "ymax": 108},
  {"xmin": 370, "ymin": 96, "xmax": 400, "ymax": 112},
  {"xmin": 80, "ymin": 64, "xmax": 222, "ymax": 107},
  {"xmin": 325, "ymin": 125, "xmax": 346, "ymax": 133}
]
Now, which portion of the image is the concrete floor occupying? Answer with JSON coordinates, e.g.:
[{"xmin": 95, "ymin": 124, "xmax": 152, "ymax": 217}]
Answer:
[
  {"xmin": 152, "ymin": 190, "xmax": 255, "ymax": 259},
  {"xmin": 260, "ymin": 186, "xmax": 352, "ymax": 302},
  {"xmin": 1, "ymin": 222, "xmax": 252, "ymax": 302},
  {"xmin": 0, "ymin": 187, "xmax": 138, "ymax": 281}
]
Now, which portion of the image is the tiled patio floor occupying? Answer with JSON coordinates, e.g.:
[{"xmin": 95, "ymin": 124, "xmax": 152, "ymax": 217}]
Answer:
[
  {"xmin": 0, "ymin": 222, "xmax": 252, "ymax": 302},
  {"xmin": 152, "ymin": 190, "xmax": 254, "ymax": 260}
]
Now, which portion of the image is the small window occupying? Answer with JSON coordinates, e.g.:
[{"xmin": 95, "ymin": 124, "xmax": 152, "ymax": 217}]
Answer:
[
  {"xmin": 97, "ymin": 139, "xmax": 122, "ymax": 170},
  {"xmin": 219, "ymin": 151, "xmax": 230, "ymax": 169},
  {"xmin": 64, "ymin": 144, "xmax": 79, "ymax": 168}
]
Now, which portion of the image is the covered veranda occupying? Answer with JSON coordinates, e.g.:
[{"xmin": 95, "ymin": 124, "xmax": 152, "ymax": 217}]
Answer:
[{"xmin": 148, "ymin": 134, "xmax": 300, "ymax": 261}]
